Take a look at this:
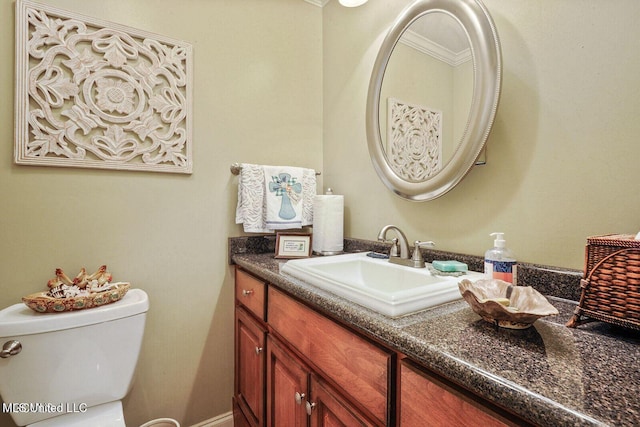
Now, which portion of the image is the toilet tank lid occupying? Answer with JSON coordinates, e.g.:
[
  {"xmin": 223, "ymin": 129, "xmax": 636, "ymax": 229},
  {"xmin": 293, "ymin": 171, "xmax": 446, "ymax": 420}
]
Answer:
[{"xmin": 0, "ymin": 288, "xmax": 149, "ymax": 337}]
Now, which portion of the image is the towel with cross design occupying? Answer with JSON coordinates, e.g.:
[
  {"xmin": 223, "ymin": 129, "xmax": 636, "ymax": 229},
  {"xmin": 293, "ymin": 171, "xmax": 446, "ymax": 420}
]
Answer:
[{"xmin": 235, "ymin": 163, "xmax": 316, "ymax": 232}]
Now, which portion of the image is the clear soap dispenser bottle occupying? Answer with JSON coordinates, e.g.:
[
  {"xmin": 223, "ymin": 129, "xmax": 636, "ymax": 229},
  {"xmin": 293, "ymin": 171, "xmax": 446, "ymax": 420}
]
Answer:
[{"xmin": 484, "ymin": 232, "xmax": 517, "ymax": 284}]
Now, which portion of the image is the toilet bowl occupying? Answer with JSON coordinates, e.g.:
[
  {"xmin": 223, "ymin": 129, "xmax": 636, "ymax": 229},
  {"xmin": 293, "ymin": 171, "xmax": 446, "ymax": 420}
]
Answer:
[{"xmin": 0, "ymin": 288, "xmax": 149, "ymax": 426}]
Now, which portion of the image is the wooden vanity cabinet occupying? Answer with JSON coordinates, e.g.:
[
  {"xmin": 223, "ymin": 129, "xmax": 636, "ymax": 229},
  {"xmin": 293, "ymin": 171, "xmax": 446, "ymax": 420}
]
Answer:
[
  {"xmin": 234, "ymin": 269, "xmax": 267, "ymax": 427},
  {"xmin": 234, "ymin": 266, "xmax": 530, "ymax": 427}
]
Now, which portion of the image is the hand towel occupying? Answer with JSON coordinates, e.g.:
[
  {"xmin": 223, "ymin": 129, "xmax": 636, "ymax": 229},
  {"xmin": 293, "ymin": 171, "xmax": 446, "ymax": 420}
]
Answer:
[
  {"xmin": 264, "ymin": 165, "xmax": 316, "ymax": 230},
  {"xmin": 235, "ymin": 163, "xmax": 270, "ymax": 233},
  {"xmin": 235, "ymin": 164, "xmax": 316, "ymax": 232}
]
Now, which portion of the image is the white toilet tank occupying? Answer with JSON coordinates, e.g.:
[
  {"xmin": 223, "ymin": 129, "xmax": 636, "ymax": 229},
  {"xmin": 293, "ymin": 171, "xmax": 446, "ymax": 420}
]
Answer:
[{"xmin": 0, "ymin": 289, "xmax": 149, "ymax": 426}]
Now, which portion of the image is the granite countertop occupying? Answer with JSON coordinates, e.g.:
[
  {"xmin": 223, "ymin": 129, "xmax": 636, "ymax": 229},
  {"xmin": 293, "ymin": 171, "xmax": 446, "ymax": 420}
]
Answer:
[{"xmin": 230, "ymin": 240, "xmax": 640, "ymax": 427}]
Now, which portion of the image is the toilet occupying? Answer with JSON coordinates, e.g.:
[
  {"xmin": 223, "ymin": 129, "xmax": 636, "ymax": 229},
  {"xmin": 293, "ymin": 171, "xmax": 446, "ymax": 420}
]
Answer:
[{"xmin": 0, "ymin": 288, "xmax": 149, "ymax": 426}]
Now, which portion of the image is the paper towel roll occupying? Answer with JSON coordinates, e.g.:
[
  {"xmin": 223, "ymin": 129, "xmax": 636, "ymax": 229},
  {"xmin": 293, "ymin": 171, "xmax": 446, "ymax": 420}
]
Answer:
[{"xmin": 312, "ymin": 194, "xmax": 344, "ymax": 255}]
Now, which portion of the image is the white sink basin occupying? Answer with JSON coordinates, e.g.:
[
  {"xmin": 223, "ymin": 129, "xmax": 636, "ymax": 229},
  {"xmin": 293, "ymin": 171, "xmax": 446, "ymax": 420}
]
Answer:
[{"xmin": 281, "ymin": 252, "xmax": 485, "ymax": 317}]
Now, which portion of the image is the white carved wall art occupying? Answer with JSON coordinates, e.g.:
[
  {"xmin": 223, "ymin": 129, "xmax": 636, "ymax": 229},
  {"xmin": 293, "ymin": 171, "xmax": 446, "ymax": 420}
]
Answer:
[
  {"xmin": 387, "ymin": 98, "xmax": 442, "ymax": 181},
  {"xmin": 14, "ymin": 0, "xmax": 193, "ymax": 173}
]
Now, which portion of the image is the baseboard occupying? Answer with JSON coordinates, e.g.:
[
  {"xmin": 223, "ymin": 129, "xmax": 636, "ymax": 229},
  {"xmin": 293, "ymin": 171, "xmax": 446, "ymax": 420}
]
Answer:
[{"xmin": 189, "ymin": 411, "xmax": 233, "ymax": 427}]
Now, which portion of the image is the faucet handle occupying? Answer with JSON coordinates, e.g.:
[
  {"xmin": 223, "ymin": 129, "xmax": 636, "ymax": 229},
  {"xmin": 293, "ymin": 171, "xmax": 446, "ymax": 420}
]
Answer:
[
  {"xmin": 414, "ymin": 240, "xmax": 435, "ymax": 249},
  {"xmin": 411, "ymin": 240, "xmax": 435, "ymax": 266}
]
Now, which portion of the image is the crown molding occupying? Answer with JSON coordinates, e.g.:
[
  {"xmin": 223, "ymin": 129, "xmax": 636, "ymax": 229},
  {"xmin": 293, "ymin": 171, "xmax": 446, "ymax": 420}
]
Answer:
[
  {"xmin": 303, "ymin": 0, "xmax": 330, "ymax": 7},
  {"xmin": 400, "ymin": 30, "xmax": 472, "ymax": 67}
]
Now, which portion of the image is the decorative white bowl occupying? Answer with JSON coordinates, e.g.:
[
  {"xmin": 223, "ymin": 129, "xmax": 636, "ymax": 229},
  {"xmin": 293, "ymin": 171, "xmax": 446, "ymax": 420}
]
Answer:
[{"xmin": 458, "ymin": 279, "xmax": 559, "ymax": 329}]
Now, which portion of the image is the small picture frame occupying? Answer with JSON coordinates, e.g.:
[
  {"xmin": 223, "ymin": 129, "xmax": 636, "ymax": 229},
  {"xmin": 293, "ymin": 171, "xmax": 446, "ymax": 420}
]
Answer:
[{"xmin": 275, "ymin": 233, "xmax": 312, "ymax": 259}]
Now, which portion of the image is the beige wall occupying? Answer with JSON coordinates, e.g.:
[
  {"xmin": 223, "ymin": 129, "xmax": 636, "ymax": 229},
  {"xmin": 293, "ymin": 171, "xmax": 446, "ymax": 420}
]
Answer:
[
  {"xmin": 0, "ymin": 0, "xmax": 321, "ymax": 426},
  {"xmin": 323, "ymin": 0, "xmax": 640, "ymax": 270},
  {"xmin": 2, "ymin": 0, "xmax": 639, "ymax": 425}
]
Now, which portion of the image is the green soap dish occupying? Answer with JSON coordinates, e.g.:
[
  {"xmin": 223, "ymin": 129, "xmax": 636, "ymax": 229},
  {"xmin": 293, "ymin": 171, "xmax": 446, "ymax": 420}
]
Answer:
[{"xmin": 432, "ymin": 260, "xmax": 468, "ymax": 272}]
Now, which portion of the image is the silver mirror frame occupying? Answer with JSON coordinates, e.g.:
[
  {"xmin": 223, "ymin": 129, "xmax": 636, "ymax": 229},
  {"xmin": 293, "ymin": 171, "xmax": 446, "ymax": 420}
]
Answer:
[{"xmin": 366, "ymin": 0, "xmax": 501, "ymax": 201}]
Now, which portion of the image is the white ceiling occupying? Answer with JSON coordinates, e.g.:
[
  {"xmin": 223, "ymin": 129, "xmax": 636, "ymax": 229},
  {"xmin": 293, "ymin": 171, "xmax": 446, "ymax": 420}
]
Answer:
[{"xmin": 408, "ymin": 13, "xmax": 469, "ymax": 54}]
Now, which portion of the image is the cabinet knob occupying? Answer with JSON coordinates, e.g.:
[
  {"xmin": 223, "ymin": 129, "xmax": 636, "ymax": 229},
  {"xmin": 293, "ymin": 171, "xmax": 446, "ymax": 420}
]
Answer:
[
  {"xmin": 242, "ymin": 289, "xmax": 254, "ymax": 296},
  {"xmin": 305, "ymin": 401, "xmax": 316, "ymax": 416},
  {"xmin": 294, "ymin": 392, "xmax": 306, "ymax": 405},
  {"xmin": 255, "ymin": 346, "xmax": 263, "ymax": 355}
]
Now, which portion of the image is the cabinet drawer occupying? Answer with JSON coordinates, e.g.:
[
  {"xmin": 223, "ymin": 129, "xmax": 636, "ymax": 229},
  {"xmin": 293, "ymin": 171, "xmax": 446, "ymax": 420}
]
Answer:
[
  {"xmin": 268, "ymin": 287, "xmax": 391, "ymax": 425},
  {"xmin": 236, "ymin": 268, "xmax": 266, "ymax": 320}
]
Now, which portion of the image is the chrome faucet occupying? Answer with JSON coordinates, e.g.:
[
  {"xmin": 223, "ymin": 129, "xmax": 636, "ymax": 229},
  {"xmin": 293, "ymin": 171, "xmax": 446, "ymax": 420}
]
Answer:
[{"xmin": 377, "ymin": 225, "xmax": 435, "ymax": 268}]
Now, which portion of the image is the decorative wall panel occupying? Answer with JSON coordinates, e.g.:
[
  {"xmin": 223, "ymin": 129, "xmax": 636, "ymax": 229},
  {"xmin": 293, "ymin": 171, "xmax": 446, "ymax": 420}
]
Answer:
[
  {"xmin": 387, "ymin": 98, "xmax": 442, "ymax": 181},
  {"xmin": 14, "ymin": 0, "xmax": 193, "ymax": 173}
]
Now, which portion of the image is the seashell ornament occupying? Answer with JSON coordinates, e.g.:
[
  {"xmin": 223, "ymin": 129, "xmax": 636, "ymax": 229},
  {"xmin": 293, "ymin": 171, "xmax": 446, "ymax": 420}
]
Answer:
[
  {"xmin": 45, "ymin": 266, "xmax": 112, "ymax": 298},
  {"xmin": 22, "ymin": 265, "xmax": 130, "ymax": 313}
]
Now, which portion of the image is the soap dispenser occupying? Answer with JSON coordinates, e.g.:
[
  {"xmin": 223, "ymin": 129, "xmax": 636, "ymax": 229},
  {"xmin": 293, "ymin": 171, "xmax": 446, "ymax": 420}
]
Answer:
[{"xmin": 484, "ymin": 232, "xmax": 517, "ymax": 284}]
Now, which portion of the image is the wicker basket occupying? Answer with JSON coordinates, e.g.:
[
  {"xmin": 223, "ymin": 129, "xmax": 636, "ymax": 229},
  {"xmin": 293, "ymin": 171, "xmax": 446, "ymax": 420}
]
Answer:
[{"xmin": 566, "ymin": 234, "xmax": 640, "ymax": 330}]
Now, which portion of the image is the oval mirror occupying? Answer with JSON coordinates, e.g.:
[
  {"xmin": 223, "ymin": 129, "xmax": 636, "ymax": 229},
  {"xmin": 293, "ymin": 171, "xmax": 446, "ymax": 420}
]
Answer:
[{"xmin": 366, "ymin": 0, "xmax": 501, "ymax": 201}]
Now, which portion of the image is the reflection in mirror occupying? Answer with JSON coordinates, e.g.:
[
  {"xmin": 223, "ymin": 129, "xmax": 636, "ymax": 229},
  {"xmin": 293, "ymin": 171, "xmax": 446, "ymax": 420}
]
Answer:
[
  {"xmin": 379, "ymin": 12, "xmax": 473, "ymax": 182},
  {"xmin": 366, "ymin": 0, "xmax": 501, "ymax": 201}
]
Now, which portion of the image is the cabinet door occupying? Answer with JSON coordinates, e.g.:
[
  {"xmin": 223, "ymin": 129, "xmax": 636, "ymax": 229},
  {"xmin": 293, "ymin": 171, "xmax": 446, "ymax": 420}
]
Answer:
[
  {"xmin": 309, "ymin": 375, "xmax": 375, "ymax": 427},
  {"xmin": 268, "ymin": 287, "xmax": 391, "ymax": 425},
  {"xmin": 233, "ymin": 397, "xmax": 252, "ymax": 427},
  {"xmin": 235, "ymin": 308, "xmax": 266, "ymax": 426},
  {"xmin": 400, "ymin": 360, "xmax": 515, "ymax": 427},
  {"xmin": 266, "ymin": 336, "xmax": 309, "ymax": 427}
]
